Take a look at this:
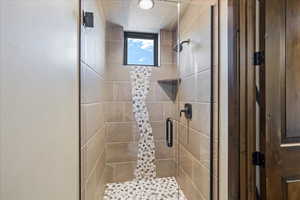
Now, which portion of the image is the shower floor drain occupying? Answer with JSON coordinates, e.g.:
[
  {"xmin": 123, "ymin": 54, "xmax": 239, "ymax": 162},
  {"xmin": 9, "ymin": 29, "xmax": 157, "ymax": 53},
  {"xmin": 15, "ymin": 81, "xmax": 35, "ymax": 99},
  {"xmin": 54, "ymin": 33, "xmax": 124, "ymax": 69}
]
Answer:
[{"xmin": 103, "ymin": 177, "xmax": 187, "ymax": 200}]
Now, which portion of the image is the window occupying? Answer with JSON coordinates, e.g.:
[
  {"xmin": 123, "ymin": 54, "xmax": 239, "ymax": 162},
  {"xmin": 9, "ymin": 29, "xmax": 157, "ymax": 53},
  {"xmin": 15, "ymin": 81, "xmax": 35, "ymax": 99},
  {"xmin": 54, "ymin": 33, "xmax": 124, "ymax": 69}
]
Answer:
[{"xmin": 124, "ymin": 31, "xmax": 158, "ymax": 66}]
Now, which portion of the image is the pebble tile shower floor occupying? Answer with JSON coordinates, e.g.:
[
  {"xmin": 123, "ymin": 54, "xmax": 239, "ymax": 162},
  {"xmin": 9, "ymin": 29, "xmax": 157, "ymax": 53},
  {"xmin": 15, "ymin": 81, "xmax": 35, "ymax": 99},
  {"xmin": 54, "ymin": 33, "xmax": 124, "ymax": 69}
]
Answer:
[{"xmin": 103, "ymin": 177, "xmax": 187, "ymax": 200}]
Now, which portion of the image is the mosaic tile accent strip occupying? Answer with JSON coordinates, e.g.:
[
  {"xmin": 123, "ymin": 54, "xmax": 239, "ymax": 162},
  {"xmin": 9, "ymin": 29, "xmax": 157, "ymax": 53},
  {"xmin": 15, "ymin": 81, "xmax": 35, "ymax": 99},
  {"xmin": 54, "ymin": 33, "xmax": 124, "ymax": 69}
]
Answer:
[
  {"xmin": 129, "ymin": 66, "xmax": 156, "ymax": 180},
  {"xmin": 104, "ymin": 177, "xmax": 187, "ymax": 200}
]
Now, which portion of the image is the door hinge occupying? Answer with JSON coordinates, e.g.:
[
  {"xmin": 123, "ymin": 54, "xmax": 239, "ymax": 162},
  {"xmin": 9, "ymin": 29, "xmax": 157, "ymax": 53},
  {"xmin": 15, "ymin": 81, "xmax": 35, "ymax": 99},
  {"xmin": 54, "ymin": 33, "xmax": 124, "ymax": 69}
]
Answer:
[
  {"xmin": 252, "ymin": 152, "xmax": 265, "ymax": 167},
  {"xmin": 254, "ymin": 51, "xmax": 265, "ymax": 65},
  {"xmin": 83, "ymin": 11, "xmax": 94, "ymax": 28}
]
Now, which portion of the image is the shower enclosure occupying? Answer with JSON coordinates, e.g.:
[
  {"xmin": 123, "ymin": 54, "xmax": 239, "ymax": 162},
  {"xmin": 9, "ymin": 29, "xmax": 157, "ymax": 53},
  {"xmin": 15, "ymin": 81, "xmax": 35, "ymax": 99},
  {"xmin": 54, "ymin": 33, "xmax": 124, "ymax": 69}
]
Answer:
[{"xmin": 80, "ymin": 0, "xmax": 219, "ymax": 199}]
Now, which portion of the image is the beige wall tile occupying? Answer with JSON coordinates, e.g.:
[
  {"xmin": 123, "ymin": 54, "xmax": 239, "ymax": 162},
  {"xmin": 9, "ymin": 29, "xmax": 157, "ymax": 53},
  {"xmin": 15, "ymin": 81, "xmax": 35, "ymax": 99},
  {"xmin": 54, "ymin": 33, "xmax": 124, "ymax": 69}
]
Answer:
[
  {"xmin": 106, "ymin": 142, "xmax": 137, "ymax": 163},
  {"xmin": 103, "ymin": 103, "xmax": 123, "ymax": 122},
  {"xmin": 104, "ymin": 63, "xmax": 131, "ymax": 81},
  {"xmin": 180, "ymin": 5, "xmax": 212, "ymax": 74},
  {"xmin": 163, "ymin": 102, "xmax": 178, "ymax": 120},
  {"xmin": 86, "ymin": 128, "xmax": 106, "ymax": 178},
  {"xmin": 161, "ymin": 44, "xmax": 174, "ymax": 64},
  {"xmin": 181, "ymin": 75, "xmax": 196, "ymax": 102},
  {"xmin": 179, "ymin": 145, "xmax": 193, "ymax": 178},
  {"xmin": 180, "ymin": 103, "xmax": 211, "ymax": 136},
  {"xmin": 183, "ymin": 128, "xmax": 210, "ymax": 165},
  {"xmin": 109, "ymin": 25, "xmax": 123, "ymax": 42},
  {"xmin": 156, "ymin": 159, "xmax": 177, "ymax": 178},
  {"xmin": 147, "ymin": 103, "xmax": 164, "ymax": 121},
  {"xmin": 151, "ymin": 122, "xmax": 165, "ymax": 141},
  {"xmin": 151, "ymin": 64, "xmax": 177, "ymax": 81},
  {"xmin": 103, "ymin": 165, "xmax": 114, "ymax": 183},
  {"xmin": 191, "ymin": 39, "xmax": 211, "ymax": 75},
  {"xmin": 114, "ymin": 82, "xmax": 132, "ymax": 101},
  {"xmin": 179, "ymin": 49, "xmax": 194, "ymax": 78},
  {"xmin": 83, "ymin": 103, "xmax": 105, "ymax": 143},
  {"xmin": 192, "ymin": 160, "xmax": 210, "ymax": 200},
  {"xmin": 85, "ymin": 167, "xmax": 97, "ymax": 200},
  {"xmin": 190, "ymin": 103, "xmax": 210, "ymax": 136},
  {"xmin": 124, "ymin": 103, "xmax": 134, "ymax": 122},
  {"xmin": 83, "ymin": 64, "xmax": 103, "ymax": 104},
  {"xmin": 107, "ymin": 41, "xmax": 123, "ymax": 64},
  {"xmin": 155, "ymin": 141, "xmax": 174, "ymax": 159},
  {"xmin": 160, "ymin": 30, "xmax": 173, "ymax": 45},
  {"xmin": 109, "ymin": 159, "xmax": 177, "ymax": 183},
  {"xmin": 177, "ymin": 168, "xmax": 205, "ymax": 200},
  {"xmin": 97, "ymin": 165, "xmax": 114, "ymax": 199},
  {"xmin": 103, "ymin": 82, "xmax": 114, "ymax": 101},
  {"xmin": 173, "ymin": 120, "xmax": 178, "ymax": 142},
  {"xmin": 113, "ymin": 162, "xmax": 136, "ymax": 182},
  {"xmin": 95, "ymin": 152, "xmax": 106, "ymax": 186},
  {"xmin": 178, "ymin": 123, "xmax": 188, "ymax": 145},
  {"xmin": 196, "ymin": 70, "xmax": 211, "ymax": 103},
  {"xmin": 106, "ymin": 123, "xmax": 137, "ymax": 143}
]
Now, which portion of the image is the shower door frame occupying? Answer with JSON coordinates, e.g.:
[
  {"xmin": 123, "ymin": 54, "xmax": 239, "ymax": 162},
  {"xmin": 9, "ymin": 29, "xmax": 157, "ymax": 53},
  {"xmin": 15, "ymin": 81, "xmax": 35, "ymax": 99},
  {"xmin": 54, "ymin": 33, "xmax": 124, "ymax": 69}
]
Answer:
[
  {"xmin": 209, "ymin": 5, "xmax": 217, "ymax": 200},
  {"xmin": 78, "ymin": 0, "xmax": 82, "ymax": 199}
]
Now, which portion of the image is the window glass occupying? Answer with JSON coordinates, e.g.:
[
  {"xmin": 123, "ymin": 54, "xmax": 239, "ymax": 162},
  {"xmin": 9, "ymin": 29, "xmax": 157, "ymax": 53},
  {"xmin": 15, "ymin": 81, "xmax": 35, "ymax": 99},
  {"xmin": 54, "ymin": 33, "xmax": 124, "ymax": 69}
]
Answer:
[
  {"xmin": 127, "ymin": 38, "xmax": 154, "ymax": 65},
  {"xmin": 124, "ymin": 32, "xmax": 158, "ymax": 66}
]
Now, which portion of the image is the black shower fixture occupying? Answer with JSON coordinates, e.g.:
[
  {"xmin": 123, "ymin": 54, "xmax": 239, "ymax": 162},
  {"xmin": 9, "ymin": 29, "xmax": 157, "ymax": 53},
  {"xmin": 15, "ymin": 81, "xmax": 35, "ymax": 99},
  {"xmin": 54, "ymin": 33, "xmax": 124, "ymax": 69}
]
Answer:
[
  {"xmin": 173, "ymin": 39, "xmax": 191, "ymax": 52},
  {"xmin": 180, "ymin": 103, "xmax": 192, "ymax": 120},
  {"xmin": 83, "ymin": 11, "xmax": 94, "ymax": 28}
]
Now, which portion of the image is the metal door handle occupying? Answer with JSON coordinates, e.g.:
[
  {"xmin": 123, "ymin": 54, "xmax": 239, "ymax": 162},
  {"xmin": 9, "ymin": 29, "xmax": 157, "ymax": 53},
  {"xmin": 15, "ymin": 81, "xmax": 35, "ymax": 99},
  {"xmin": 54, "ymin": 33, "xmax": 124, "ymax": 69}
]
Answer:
[{"xmin": 166, "ymin": 118, "xmax": 173, "ymax": 147}]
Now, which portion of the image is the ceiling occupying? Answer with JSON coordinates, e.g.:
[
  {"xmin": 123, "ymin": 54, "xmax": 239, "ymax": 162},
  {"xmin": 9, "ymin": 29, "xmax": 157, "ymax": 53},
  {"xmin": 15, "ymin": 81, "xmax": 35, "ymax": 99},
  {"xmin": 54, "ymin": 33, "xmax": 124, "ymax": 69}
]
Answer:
[{"xmin": 100, "ymin": 0, "xmax": 185, "ymax": 32}]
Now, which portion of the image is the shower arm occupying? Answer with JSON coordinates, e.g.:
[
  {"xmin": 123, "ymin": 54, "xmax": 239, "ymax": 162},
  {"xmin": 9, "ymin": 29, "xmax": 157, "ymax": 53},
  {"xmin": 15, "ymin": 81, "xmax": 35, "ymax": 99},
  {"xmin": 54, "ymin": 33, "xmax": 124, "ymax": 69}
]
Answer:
[{"xmin": 180, "ymin": 39, "xmax": 190, "ymax": 45}]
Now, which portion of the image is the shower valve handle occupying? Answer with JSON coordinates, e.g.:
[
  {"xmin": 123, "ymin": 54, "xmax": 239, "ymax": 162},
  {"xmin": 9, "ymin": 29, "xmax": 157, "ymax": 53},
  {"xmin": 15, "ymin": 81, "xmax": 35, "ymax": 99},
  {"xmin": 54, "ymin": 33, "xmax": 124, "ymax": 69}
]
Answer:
[{"xmin": 180, "ymin": 103, "xmax": 192, "ymax": 120}]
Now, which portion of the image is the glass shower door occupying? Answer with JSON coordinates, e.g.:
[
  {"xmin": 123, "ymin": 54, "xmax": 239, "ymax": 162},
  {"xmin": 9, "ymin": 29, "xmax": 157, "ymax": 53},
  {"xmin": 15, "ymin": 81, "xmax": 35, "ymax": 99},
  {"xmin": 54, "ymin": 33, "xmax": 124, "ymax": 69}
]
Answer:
[
  {"xmin": 175, "ymin": 1, "xmax": 218, "ymax": 199},
  {"xmin": 80, "ymin": 0, "xmax": 218, "ymax": 199}
]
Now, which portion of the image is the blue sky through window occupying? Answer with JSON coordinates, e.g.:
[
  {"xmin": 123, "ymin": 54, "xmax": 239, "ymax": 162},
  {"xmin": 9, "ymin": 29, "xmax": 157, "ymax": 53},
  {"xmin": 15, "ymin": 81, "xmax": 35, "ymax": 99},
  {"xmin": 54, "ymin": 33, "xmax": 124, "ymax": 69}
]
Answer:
[{"xmin": 127, "ymin": 38, "xmax": 154, "ymax": 65}]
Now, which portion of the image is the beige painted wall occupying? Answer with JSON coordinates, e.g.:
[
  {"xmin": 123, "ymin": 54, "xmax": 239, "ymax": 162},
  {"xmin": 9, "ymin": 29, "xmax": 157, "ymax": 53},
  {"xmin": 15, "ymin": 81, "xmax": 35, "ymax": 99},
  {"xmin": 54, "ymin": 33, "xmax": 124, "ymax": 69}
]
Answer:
[
  {"xmin": 0, "ymin": 0, "xmax": 79, "ymax": 200},
  {"xmin": 80, "ymin": 0, "xmax": 109, "ymax": 200}
]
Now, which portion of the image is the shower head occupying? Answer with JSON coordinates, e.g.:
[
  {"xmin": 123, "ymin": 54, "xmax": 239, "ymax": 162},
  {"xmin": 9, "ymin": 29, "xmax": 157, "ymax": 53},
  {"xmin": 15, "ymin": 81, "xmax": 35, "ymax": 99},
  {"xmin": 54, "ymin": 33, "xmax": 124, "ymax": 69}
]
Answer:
[{"xmin": 173, "ymin": 39, "xmax": 191, "ymax": 52}]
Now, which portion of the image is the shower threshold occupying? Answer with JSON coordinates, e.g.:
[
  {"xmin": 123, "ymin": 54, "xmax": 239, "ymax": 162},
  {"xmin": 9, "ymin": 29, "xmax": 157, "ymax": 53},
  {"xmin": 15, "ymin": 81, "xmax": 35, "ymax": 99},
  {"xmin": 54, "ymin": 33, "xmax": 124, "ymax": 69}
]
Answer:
[{"xmin": 103, "ymin": 177, "xmax": 187, "ymax": 200}]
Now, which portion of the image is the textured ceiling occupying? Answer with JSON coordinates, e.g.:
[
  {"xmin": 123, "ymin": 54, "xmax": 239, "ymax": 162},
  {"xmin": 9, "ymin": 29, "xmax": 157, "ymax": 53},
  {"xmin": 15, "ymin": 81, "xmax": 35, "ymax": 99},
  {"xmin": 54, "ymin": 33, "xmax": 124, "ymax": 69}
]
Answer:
[{"xmin": 100, "ymin": 0, "xmax": 182, "ymax": 32}]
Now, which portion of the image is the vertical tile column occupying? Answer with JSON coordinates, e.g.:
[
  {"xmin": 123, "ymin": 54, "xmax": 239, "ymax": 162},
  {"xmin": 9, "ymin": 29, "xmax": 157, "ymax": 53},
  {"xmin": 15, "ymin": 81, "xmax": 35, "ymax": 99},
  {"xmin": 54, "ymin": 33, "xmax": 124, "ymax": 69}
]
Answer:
[{"xmin": 130, "ymin": 66, "xmax": 156, "ymax": 180}]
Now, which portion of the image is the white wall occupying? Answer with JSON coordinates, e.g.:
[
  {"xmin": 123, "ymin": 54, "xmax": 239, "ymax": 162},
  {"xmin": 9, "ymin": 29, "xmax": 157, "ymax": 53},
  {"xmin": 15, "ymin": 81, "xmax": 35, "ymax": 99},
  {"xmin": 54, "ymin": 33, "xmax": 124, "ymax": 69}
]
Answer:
[{"xmin": 0, "ymin": 1, "xmax": 79, "ymax": 200}]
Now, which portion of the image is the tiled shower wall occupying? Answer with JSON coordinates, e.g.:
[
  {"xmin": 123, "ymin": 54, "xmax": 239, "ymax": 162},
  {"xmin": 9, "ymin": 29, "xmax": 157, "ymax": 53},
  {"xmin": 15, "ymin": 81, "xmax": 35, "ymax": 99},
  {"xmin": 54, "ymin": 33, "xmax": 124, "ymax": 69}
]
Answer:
[
  {"xmin": 80, "ymin": 0, "xmax": 110, "ymax": 200},
  {"xmin": 176, "ymin": 1, "xmax": 219, "ymax": 200},
  {"xmin": 104, "ymin": 24, "xmax": 179, "ymax": 183}
]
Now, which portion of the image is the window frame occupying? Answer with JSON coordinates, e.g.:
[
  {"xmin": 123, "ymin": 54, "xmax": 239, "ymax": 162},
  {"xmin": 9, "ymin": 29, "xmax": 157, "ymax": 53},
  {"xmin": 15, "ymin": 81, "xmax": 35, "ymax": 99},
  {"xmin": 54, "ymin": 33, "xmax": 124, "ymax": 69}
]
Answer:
[{"xmin": 123, "ymin": 31, "xmax": 159, "ymax": 67}]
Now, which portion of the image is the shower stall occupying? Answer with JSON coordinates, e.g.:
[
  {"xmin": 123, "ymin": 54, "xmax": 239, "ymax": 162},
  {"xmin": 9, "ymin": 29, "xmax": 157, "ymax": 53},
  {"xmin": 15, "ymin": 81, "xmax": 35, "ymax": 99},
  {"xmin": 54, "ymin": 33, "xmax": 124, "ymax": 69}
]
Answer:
[{"xmin": 80, "ymin": 0, "xmax": 219, "ymax": 199}]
